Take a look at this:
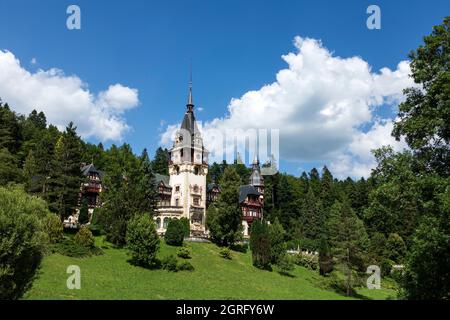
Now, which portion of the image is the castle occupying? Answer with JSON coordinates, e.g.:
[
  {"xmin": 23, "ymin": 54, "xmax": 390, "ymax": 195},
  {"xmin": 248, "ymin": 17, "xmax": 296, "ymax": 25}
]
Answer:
[
  {"xmin": 153, "ymin": 81, "xmax": 209, "ymax": 236},
  {"xmin": 153, "ymin": 82, "xmax": 264, "ymax": 237}
]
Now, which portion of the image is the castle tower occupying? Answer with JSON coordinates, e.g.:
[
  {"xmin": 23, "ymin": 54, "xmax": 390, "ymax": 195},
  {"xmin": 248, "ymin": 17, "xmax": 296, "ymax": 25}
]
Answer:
[
  {"xmin": 168, "ymin": 78, "xmax": 209, "ymax": 236},
  {"xmin": 249, "ymin": 154, "xmax": 264, "ymax": 204}
]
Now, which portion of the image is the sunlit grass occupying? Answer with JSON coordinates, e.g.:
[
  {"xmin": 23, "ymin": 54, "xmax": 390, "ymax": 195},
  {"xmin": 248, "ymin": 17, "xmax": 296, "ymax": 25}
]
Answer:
[{"xmin": 24, "ymin": 236, "xmax": 397, "ymax": 300}]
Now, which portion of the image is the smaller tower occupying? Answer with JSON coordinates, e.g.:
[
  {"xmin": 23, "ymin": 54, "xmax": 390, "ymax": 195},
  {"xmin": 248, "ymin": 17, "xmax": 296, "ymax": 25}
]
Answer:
[{"xmin": 249, "ymin": 154, "xmax": 264, "ymax": 202}]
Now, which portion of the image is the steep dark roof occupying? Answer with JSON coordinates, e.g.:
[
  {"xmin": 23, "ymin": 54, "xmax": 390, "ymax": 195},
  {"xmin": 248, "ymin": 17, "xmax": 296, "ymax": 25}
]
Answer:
[
  {"xmin": 239, "ymin": 185, "xmax": 261, "ymax": 203},
  {"xmin": 180, "ymin": 110, "xmax": 200, "ymax": 136},
  {"xmin": 154, "ymin": 173, "xmax": 170, "ymax": 187},
  {"xmin": 249, "ymin": 168, "xmax": 263, "ymax": 186},
  {"xmin": 207, "ymin": 183, "xmax": 220, "ymax": 192},
  {"xmin": 81, "ymin": 163, "xmax": 99, "ymax": 176}
]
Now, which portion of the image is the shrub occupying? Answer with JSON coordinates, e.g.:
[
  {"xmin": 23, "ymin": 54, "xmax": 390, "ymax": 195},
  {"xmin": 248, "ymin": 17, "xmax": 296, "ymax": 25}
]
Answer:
[
  {"xmin": 381, "ymin": 258, "xmax": 394, "ymax": 277},
  {"xmin": 125, "ymin": 214, "xmax": 160, "ymax": 267},
  {"xmin": 230, "ymin": 242, "xmax": 248, "ymax": 253},
  {"xmin": 177, "ymin": 260, "xmax": 194, "ymax": 271},
  {"xmin": 51, "ymin": 238, "xmax": 101, "ymax": 257},
  {"xmin": 295, "ymin": 253, "xmax": 319, "ymax": 270},
  {"xmin": 88, "ymin": 224, "xmax": 102, "ymax": 237},
  {"xmin": 42, "ymin": 213, "xmax": 63, "ymax": 244},
  {"xmin": 276, "ymin": 254, "xmax": 295, "ymax": 276},
  {"xmin": 326, "ymin": 270, "xmax": 357, "ymax": 296},
  {"xmin": 165, "ymin": 219, "xmax": 184, "ymax": 246},
  {"xmin": 74, "ymin": 226, "xmax": 95, "ymax": 248},
  {"xmin": 0, "ymin": 186, "xmax": 48, "ymax": 299},
  {"xmin": 177, "ymin": 247, "xmax": 191, "ymax": 259},
  {"xmin": 179, "ymin": 217, "xmax": 190, "ymax": 237},
  {"xmin": 219, "ymin": 247, "xmax": 232, "ymax": 260},
  {"xmin": 161, "ymin": 255, "xmax": 178, "ymax": 272}
]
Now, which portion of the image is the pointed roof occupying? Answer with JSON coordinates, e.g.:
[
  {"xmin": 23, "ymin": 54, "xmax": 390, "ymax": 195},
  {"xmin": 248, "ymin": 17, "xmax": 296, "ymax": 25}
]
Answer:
[
  {"xmin": 153, "ymin": 173, "xmax": 171, "ymax": 187},
  {"xmin": 186, "ymin": 64, "xmax": 194, "ymax": 112},
  {"xmin": 249, "ymin": 155, "xmax": 264, "ymax": 186},
  {"xmin": 81, "ymin": 163, "xmax": 99, "ymax": 176},
  {"xmin": 239, "ymin": 185, "xmax": 261, "ymax": 203},
  {"xmin": 180, "ymin": 72, "xmax": 200, "ymax": 136}
]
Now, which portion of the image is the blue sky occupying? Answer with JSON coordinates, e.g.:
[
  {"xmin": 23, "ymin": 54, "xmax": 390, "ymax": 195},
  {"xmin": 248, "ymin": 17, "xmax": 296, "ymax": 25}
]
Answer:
[{"xmin": 0, "ymin": 0, "xmax": 448, "ymax": 178}]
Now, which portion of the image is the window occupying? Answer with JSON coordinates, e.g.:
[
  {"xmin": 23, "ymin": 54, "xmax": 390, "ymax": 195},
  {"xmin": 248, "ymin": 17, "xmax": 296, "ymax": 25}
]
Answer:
[
  {"xmin": 194, "ymin": 166, "xmax": 199, "ymax": 175},
  {"xmin": 175, "ymin": 186, "xmax": 180, "ymax": 192},
  {"xmin": 163, "ymin": 218, "xmax": 170, "ymax": 229},
  {"xmin": 193, "ymin": 185, "xmax": 199, "ymax": 193},
  {"xmin": 193, "ymin": 197, "xmax": 199, "ymax": 206},
  {"xmin": 175, "ymin": 198, "xmax": 179, "ymax": 207},
  {"xmin": 156, "ymin": 218, "xmax": 161, "ymax": 229}
]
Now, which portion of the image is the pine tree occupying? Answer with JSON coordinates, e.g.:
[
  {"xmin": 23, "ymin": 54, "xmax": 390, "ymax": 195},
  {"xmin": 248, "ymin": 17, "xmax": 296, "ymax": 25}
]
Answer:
[
  {"xmin": 47, "ymin": 122, "xmax": 83, "ymax": 220},
  {"xmin": 78, "ymin": 197, "xmax": 89, "ymax": 225},
  {"xmin": 269, "ymin": 217, "xmax": 286, "ymax": 264},
  {"xmin": 327, "ymin": 201, "xmax": 369, "ymax": 296},
  {"xmin": 250, "ymin": 219, "xmax": 271, "ymax": 269},
  {"xmin": 320, "ymin": 166, "xmax": 336, "ymax": 209},
  {"xmin": 0, "ymin": 148, "xmax": 21, "ymax": 185},
  {"xmin": 96, "ymin": 146, "xmax": 158, "ymax": 246},
  {"xmin": 206, "ymin": 166, "xmax": 242, "ymax": 246},
  {"xmin": 151, "ymin": 147, "xmax": 170, "ymax": 175},
  {"xmin": 0, "ymin": 103, "xmax": 22, "ymax": 154},
  {"xmin": 299, "ymin": 187, "xmax": 324, "ymax": 248},
  {"xmin": 23, "ymin": 150, "xmax": 39, "ymax": 192}
]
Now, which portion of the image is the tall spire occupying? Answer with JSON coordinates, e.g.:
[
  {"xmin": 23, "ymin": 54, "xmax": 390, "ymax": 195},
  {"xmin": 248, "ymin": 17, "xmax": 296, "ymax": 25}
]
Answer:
[{"xmin": 187, "ymin": 62, "xmax": 194, "ymax": 112}]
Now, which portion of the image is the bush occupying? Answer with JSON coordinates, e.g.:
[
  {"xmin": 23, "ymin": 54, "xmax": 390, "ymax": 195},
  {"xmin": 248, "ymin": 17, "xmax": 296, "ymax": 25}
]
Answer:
[
  {"xmin": 161, "ymin": 255, "xmax": 178, "ymax": 272},
  {"xmin": 276, "ymin": 254, "xmax": 295, "ymax": 276},
  {"xmin": 88, "ymin": 224, "xmax": 103, "ymax": 237},
  {"xmin": 179, "ymin": 217, "xmax": 190, "ymax": 237},
  {"xmin": 51, "ymin": 238, "xmax": 102, "ymax": 257},
  {"xmin": 126, "ymin": 214, "xmax": 160, "ymax": 267},
  {"xmin": 326, "ymin": 270, "xmax": 357, "ymax": 296},
  {"xmin": 177, "ymin": 247, "xmax": 191, "ymax": 259},
  {"xmin": 219, "ymin": 247, "xmax": 232, "ymax": 260},
  {"xmin": 42, "ymin": 213, "xmax": 63, "ymax": 244},
  {"xmin": 230, "ymin": 242, "xmax": 248, "ymax": 253},
  {"xmin": 165, "ymin": 219, "xmax": 185, "ymax": 246},
  {"xmin": 74, "ymin": 226, "xmax": 95, "ymax": 248},
  {"xmin": 381, "ymin": 258, "xmax": 394, "ymax": 277},
  {"xmin": 0, "ymin": 186, "xmax": 48, "ymax": 299},
  {"xmin": 295, "ymin": 253, "xmax": 319, "ymax": 270},
  {"xmin": 177, "ymin": 260, "xmax": 194, "ymax": 271}
]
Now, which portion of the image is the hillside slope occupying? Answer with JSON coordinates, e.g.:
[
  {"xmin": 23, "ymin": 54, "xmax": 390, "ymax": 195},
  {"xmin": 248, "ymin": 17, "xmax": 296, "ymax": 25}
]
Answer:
[{"xmin": 25, "ymin": 238, "xmax": 397, "ymax": 300}]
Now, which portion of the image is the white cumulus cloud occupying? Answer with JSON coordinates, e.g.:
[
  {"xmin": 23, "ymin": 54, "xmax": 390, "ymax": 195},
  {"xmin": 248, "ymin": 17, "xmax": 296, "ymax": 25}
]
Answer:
[
  {"xmin": 0, "ymin": 50, "xmax": 139, "ymax": 141},
  {"xmin": 160, "ymin": 36, "xmax": 413, "ymax": 178}
]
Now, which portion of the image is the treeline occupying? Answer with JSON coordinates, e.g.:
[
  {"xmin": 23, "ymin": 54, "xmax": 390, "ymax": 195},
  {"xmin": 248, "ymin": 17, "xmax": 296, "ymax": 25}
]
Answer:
[{"xmin": 0, "ymin": 100, "xmax": 172, "ymax": 219}]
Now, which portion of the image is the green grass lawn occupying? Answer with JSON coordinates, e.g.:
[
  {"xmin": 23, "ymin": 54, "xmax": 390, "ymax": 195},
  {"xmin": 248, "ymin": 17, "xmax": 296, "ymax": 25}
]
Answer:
[{"xmin": 25, "ymin": 237, "xmax": 398, "ymax": 300}]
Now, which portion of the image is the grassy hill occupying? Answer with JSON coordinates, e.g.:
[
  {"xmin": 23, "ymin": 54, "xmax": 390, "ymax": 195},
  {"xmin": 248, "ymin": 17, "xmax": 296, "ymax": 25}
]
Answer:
[{"xmin": 25, "ymin": 237, "xmax": 397, "ymax": 300}]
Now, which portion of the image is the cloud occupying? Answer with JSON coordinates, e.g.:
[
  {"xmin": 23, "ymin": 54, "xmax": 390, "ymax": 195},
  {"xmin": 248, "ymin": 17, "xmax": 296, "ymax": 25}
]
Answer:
[
  {"xmin": 160, "ymin": 36, "xmax": 414, "ymax": 178},
  {"xmin": 329, "ymin": 119, "xmax": 408, "ymax": 178},
  {"xmin": 0, "ymin": 50, "xmax": 139, "ymax": 141},
  {"xmin": 30, "ymin": 57, "xmax": 37, "ymax": 65}
]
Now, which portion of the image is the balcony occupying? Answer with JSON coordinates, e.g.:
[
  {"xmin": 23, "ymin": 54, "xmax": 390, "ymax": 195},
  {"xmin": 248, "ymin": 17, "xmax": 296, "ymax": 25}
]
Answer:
[
  {"xmin": 82, "ymin": 182, "xmax": 102, "ymax": 193},
  {"xmin": 242, "ymin": 200, "xmax": 261, "ymax": 207}
]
